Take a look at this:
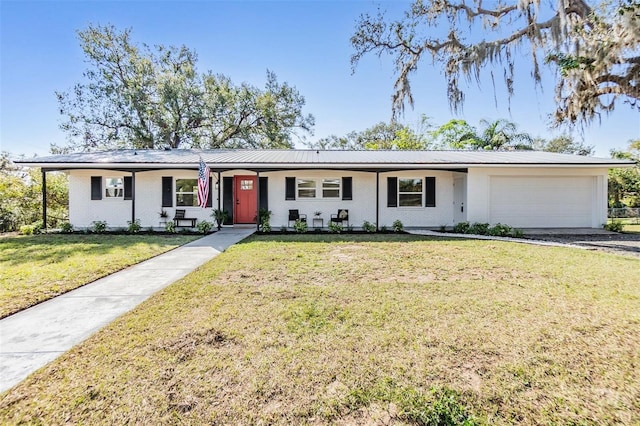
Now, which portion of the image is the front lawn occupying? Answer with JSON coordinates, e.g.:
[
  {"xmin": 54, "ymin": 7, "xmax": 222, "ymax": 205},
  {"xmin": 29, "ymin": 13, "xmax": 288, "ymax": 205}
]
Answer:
[
  {"xmin": 0, "ymin": 234, "xmax": 199, "ymax": 318},
  {"xmin": 1, "ymin": 234, "xmax": 638, "ymax": 424}
]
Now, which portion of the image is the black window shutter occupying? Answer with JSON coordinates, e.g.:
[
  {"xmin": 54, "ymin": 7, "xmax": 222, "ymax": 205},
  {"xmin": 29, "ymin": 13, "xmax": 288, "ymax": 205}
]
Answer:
[
  {"xmin": 259, "ymin": 177, "xmax": 268, "ymax": 210},
  {"xmin": 206, "ymin": 177, "xmax": 213, "ymax": 207},
  {"xmin": 425, "ymin": 177, "xmax": 436, "ymax": 207},
  {"xmin": 342, "ymin": 177, "xmax": 353, "ymax": 200},
  {"xmin": 162, "ymin": 177, "xmax": 173, "ymax": 207},
  {"xmin": 124, "ymin": 176, "xmax": 133, "ymax": 200},
  {"xmin": 285, "ymin": 177, "xmax": 296, "ymax": 200},
  {"xmin": 387, "ymin": 177, "xmax": 397, "ymax": 207},
  {"xmin": 91, "ymin": 176, "xmax": 102, "ymax": 200},
  {"xmin": 222, "ymin": 176, "xmax": 234, "ymax": 225}
]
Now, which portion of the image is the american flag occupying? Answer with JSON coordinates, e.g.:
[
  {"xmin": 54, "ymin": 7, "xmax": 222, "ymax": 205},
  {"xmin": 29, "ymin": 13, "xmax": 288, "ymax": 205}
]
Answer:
[{"xmin": 197, "ymin": 157, "xmax": 210, "ymax": 208}]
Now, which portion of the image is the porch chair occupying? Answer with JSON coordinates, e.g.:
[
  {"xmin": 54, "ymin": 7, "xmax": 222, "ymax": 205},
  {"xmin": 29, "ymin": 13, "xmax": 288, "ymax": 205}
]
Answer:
[
  {"xmin": 330, "ymin": 209, "xmax": 349, "ymax": 227},
  {"xmin": 288, "ymin": 209, "xmax": 307, "ymax": 227}
]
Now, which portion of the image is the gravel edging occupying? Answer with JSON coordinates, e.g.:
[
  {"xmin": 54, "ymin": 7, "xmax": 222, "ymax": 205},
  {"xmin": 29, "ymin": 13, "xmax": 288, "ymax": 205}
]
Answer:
[{"xmin": 408, "ymin": 230, "xmax": 640, "ymax": 258}]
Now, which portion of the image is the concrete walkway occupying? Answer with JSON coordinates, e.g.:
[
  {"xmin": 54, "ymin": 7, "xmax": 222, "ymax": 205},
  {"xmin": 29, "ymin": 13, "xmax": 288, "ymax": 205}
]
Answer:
[{"xmin": 0, "ymin": 227, "xmax": 255, "ymax": 393}]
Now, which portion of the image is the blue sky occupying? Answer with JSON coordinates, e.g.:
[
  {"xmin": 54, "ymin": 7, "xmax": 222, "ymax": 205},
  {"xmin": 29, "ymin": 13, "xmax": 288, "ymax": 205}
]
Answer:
[{"xmin": 1, "ymin": 0, "xmax": 638, "ymax": 158}]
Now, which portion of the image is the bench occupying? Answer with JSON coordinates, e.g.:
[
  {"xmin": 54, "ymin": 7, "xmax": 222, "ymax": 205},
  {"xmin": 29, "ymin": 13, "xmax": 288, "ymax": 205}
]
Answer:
[{"xmin": 173, "ymin": 209, "xmax": 197, "ymax": 227}]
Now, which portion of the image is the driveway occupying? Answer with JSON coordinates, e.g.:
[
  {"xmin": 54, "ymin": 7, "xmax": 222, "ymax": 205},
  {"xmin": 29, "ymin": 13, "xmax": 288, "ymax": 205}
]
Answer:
[{"xmin": 525, "ymin": 232, "xmax": 640, "ymax": 258}]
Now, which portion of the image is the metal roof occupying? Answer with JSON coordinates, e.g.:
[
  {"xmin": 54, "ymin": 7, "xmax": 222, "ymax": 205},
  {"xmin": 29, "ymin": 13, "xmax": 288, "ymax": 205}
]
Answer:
[{"xmin": 15, "ymin": 148, "xmax": 635, "ymax": 169}]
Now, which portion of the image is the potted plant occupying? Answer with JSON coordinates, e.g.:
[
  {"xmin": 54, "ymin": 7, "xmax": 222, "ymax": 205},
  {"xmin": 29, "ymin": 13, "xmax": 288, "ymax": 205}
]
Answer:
[
  {"xmin": 211, "ymin": 209, "xmax": 229, "ymax": 230},
  {"xmin": 313, "ymin": 211, "xmax": 323, "ymax": 230},
  {"xmin": 158, "ymin": 209, "xmax": 169, "ymax": 226}
]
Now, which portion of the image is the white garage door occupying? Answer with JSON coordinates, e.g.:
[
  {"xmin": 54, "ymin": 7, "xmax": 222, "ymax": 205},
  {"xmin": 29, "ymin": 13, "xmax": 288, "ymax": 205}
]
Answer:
[{"xmin": 489, "ymin": 176, "xmax": 594, "ymax": 227}]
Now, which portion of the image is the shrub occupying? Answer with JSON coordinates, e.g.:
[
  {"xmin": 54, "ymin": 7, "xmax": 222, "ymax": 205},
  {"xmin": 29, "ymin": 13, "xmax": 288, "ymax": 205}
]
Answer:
[
  {"xmin": 59, "ymin": 222, "xmax": 74, "ymax": 233},
  {"xmin": 197, "ymin": 220, "xmax": 214, "ymax": 234},
  {"xmin": 362, "ymin": 221, "xmax": 376, "ymax": 232},
  {"xmin": 126, "ymin": 219, "xmax": 141, "ymax": 234},
  {"xmin": 452, "ymin": 221, "xmax": 470, "ymax": 234},
  {"xmin": 165, "ymin": 221, "xmax": 176, "ymax": 233},
  {"xmin": 279, "ymin": 226, "xmax": 287, "ymax": 233},
  {"xmin": 259, "ymin": 209, "xmax": 272, "ymax": 232},
  {"xmin": 392, "ymin": 219, "xmax": 404, "ymax": 232},
  {"xmin": 19, "ymin": 224, "xmax": 34, "ymax": 235},
  {"xmin": 488, "ymin": 223, "xmax": 513, "ymax": 237},
  {"xmin": 91, "ymin": 221, "xmax": 107, "ymax": 234},
  {"xmin": 32, "ymin": 221, "xmax": 44, "ymax": 234},
  {"xmin": 604, "ymin": 220, "xmax": 625, "ymax": 232},
  {"xmin": 512, "ymin": 228, "xmax": 525, "ymax": 238},
  {"xmin": 294, "ymin": 219, "xmax": 308, "ymax": 233},
  {"xmin": 328, "ymin": 222, "xmax": 343, "ymax": 233},
  {"xmin": 469, "ymin": 222, "xmax": 490, "ymax": 235},
  {"xmin": 0, "ymin": 206, "xmax": 18, "ymax": 232},
  {"xmin": 380, "ymin": 225, "xmax": 388, "ymax": 232}
]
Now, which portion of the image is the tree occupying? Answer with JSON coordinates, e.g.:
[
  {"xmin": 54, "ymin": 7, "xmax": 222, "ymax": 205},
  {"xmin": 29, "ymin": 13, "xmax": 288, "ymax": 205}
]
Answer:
[
  {"xmin": 351, "ymin": 0, "xmax": 640, "ymax": 125},
  {"xmin": 533, "ymin": 135, "xmax": 595, "ymax": 155},
  {"xmin": 55, "ymin": 25, "xmax": 313, "ymax": 152},
  {"xmin": 429, "ymin": 118, "xmax": 532, "ymax": 150},
  {"xmin": 609, "ymin": 140, "xmax": 640, "ymax": 207},
  {"xmin": 0, "ymin": 152, "xmax": 69, "ymax": 231},
  {"xmin": 307, "ymin": 118, "xmax": 431, "ymax": 150}
]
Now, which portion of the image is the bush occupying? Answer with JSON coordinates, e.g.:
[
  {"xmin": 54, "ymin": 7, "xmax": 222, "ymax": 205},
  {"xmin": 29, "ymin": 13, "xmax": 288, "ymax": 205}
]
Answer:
[
  {"xmin": 259, "ymin": 208, "xmax": 272, "ymax": 232},
  {"xmin": 165, "ymin": 221, "xmax": 176, "ymax": 233},
  {"xmin": 392, "ymin": 219, "xmax": 404, "ymax": 232},
  {"xmin": 512, "ymin": 228, "xmax": 525, "ymax": 238},
  {"xmin": 487, "ymin": 223, "xmax": 513, "ymax": 237},
  {"xmin": 469, "ymin": 222, "xmax": 490, "ymax": 235},
  {"xmin": 362, "ymin": 221, "xmax": 376, "ymax": 232},
  {"xmin": 294, "ymin": 219, "xmax": 308, "ymax": 233},
  {"xmin": 0, "ymin": 206, "xmax": 18, "ymax": 232},
  {"xmin": 452, "ymin": 221, "xmax": 470, "ymax": 234},
  {"xmin": 19, "ymin": 224, "xmax": 35, "ymax": 235},
  {"xmin": 126, "ymin": 219, "xmax": 141, "ymax": 234},
  {"xmin": 328, "ymin": 222, "xmax": 342, "ymax": 233},
  {"xmin": 380, "ymin": 225, "xmax": 388, "ymax": 232},
  {"xmin": 91, "ymin": 221, "xmax": 107, "ymax": 234},
  {"xmin": 197, "ymin": 220, "xmax": 214, "ymax": 234},
  {"xmin": 604, "ymin": 220, "xmax": 625, "ymax": 232},
  {"xmin": 59, "ymin": 222, "xmax": 74, "ymax": 233}
]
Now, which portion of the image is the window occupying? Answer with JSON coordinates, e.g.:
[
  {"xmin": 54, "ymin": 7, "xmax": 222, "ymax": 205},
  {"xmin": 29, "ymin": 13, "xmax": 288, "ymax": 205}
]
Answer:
[
  {"xmin": 176, "ymin": 179, "xmax": 198, "ymax": 206},
  {"xmin": 297, "ymin": 179, "xmax": 316, "ymax": 198},
  {"xmin": 296, "ymin": 178, "xmax": 341, "ymax": 199},
  {"xmin": 398, "ymin": 178, "xmax": 423, "ymax": 207},
  {"xmin": 240, "ymin": 179, "xmax": 253, "ymax": 190},
  {"xmin": 322, "ymin": 179, "xmax": 340, "ymax": 198},
  {"xmin": 105, "ymin": 178, "xmax": 124, "ymax": 198}
]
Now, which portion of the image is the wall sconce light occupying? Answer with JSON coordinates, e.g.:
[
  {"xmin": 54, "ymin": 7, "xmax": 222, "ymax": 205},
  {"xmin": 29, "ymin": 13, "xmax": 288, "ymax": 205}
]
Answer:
[{"xmin": 214, "ymin": 181, "xmax": 219, "ymax": 190}]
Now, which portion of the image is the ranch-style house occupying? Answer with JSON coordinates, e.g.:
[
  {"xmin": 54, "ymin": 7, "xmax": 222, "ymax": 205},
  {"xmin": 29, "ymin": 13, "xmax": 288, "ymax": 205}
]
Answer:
[{"xmin": 17, "ymin": 149, "xmax": 635, "ymax": 230}]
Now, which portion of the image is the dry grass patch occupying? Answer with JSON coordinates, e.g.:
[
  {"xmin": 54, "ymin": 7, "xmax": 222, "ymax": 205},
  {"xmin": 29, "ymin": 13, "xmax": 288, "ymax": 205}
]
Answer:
[
  {"xmin": 1, "ymin": 234, "xmax": 639, "ymax": 424},
  {"xmin": 0, "ymin": 234, "xmax": 198, "ymax": 318}
]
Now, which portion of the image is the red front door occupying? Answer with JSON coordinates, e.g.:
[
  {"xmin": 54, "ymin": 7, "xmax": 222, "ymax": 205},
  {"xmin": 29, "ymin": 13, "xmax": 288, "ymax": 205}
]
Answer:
[{"xmin": 234, "ymin": 176, "xmax": 257, "ymax": 223}]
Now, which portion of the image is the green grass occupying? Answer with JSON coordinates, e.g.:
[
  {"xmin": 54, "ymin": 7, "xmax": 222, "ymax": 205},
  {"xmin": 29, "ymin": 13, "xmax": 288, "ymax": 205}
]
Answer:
[
  {"xmin": 0, "ymin": 234, "xmax": 199, "ymax": 318},
  {"xmin": 1, "ymin": 234, "xmax": 639, "ymax": 424}
]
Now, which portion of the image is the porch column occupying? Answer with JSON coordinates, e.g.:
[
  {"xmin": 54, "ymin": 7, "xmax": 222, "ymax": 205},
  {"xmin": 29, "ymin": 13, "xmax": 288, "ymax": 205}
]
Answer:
[
  {"xmin": 256, "ymin": 170, "xmax": 260, "ymax": 231},
  {"xmin": 41, "ymin": 169, "xmax": 47, "ymax": 231},
  {"xmin": 217, "ymin": 171, "xmax": 221, "ymax": 213},
  {"xmin": 131, "ymin": 171, "xmax": 136, "ymax": 224},
  {"xmin": 375, "ymin": 171, "xmax": 379, "ymax": 231}
]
